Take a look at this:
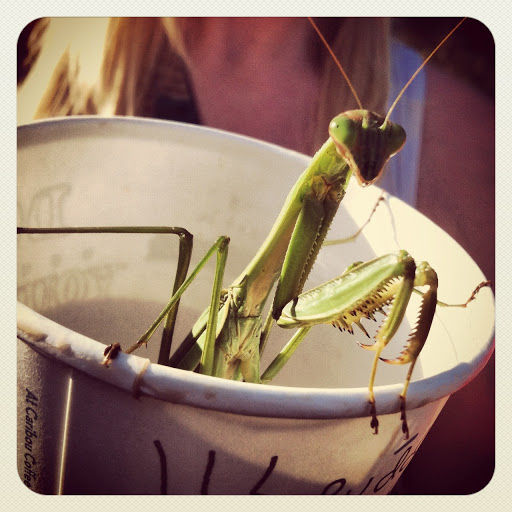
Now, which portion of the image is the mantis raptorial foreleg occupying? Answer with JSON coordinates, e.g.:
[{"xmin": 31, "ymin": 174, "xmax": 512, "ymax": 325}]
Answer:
[{"xmin": 272, "ymin": 251, "xmax": 426, "ymax": 435}]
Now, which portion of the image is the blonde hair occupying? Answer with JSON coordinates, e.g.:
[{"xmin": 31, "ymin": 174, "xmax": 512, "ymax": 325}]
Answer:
[{"xmin": 23, "ymin": 17, "xmax": 390, "ymax": 153}]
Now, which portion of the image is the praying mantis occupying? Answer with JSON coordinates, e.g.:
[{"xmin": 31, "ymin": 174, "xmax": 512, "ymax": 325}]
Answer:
[{"xmin": 17, "ymin": 17, "xmax": 491, "ymax": 440}]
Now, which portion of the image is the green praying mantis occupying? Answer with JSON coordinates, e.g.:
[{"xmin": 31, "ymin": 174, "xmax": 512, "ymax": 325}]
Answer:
[{"xmin": 18, "ymin": 18, "xmax": 491, "ymax": 439}]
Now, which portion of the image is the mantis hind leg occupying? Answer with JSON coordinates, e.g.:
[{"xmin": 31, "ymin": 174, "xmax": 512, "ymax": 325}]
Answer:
[{"xmin": 17, "ymin": 226, "xmax": 195, "ymax": 365}]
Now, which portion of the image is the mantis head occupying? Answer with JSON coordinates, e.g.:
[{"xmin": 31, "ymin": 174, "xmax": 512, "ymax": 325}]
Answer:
[
  {"xmin": 329, "ymin": 110, "xmax": 406, "ymax": 187},
  {"xmin": 309, "ymin": 16, "xmax": 465, "ymax": 189}
]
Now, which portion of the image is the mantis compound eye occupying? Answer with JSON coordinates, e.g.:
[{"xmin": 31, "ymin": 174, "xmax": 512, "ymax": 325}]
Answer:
[
  {"xmin": 385, "ymin": 121, "xmax": 407, "ymax": 157},
  {"xmin": 328, "ymin": 115, "xmax": 358, "ymax": 150},
  {"xmin": 329, "ymin": 110, "xmax": 406, "ymax": 187}
]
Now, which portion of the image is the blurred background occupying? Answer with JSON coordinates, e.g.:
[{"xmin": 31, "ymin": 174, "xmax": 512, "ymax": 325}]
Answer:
[
  {"xmin": 18, "ymin": 17, "xmax": 495, "ymax": 102},
  {"xmin": 393, "ymin": 17, "xmax": 494, "ymax": 98}
]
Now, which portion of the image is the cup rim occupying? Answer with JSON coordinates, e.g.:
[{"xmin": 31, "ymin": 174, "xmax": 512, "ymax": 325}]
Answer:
[{"xmin": 17, "ymin": 300, "xmax": 494, "ymax": 419}]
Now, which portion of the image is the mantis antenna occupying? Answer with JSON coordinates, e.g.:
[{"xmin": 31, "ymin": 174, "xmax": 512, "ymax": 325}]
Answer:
[
  {"xmin": 307, "ymin": 16, "xmax": 363, "ymax": 110},
  {"xmin": 385, "ymin": 17, "xmax": 467, "ymax": 124},
  {"xmin": 308, "ymin": 17, "xmax": 467, "ymax": 125}
]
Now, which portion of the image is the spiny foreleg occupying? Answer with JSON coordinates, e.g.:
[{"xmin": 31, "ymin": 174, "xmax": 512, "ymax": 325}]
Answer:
[{"xmin": 271, "ymin": 250, "xmax": 427, "ymax": 436}]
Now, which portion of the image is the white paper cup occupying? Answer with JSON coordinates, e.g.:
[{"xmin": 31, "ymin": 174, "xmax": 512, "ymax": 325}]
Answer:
[{"xmin": 17, "ymin": 117, "xmax": 494, "ymax": 495}]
